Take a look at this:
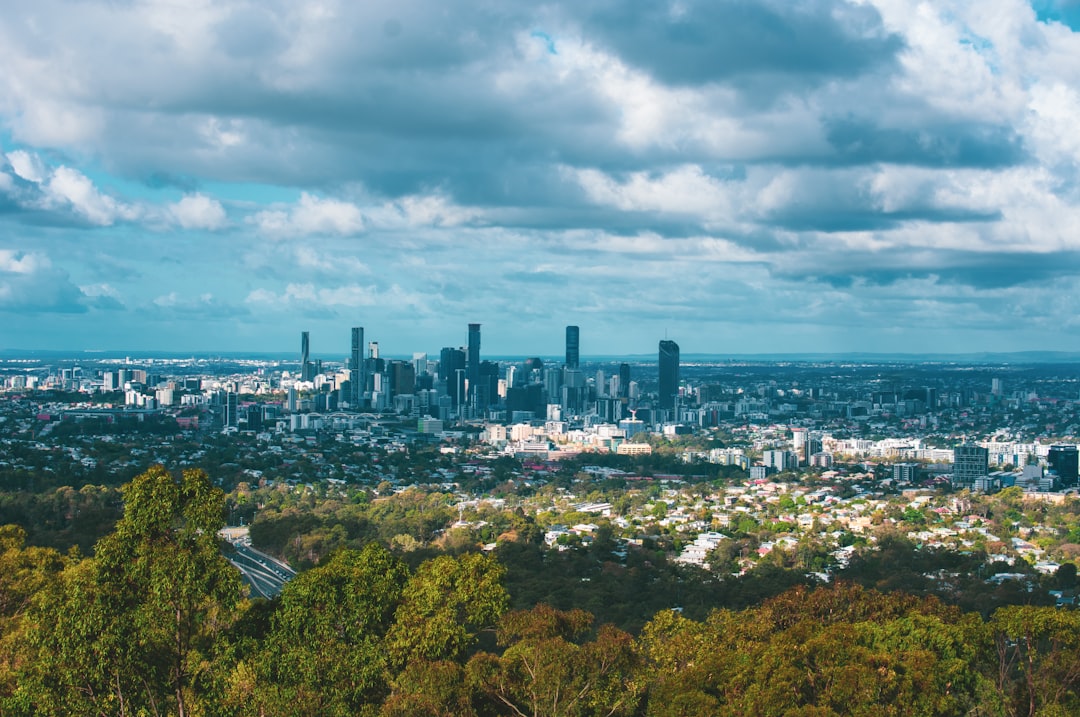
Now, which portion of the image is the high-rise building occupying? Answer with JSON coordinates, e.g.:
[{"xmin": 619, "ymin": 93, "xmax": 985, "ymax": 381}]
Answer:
[
  {"xmin": 524, "ymin": 357, "xmax": 545, "ymax": 384},
  {"xmin": 619, "ymin": 363, "xmax": 630, "ymax": 399},
  {"xmin": 1048, "ymin": 445, "xmax": 1079, "ymax": 487},
  {"xmin": 467, "ymin": 323, "xmax": 481, "ymax": 407},
  {"xmin": 224, "ymin": 391, "xmax": 239, "ymax": 428},
  {"xmin": 350, "ymin": 327, "xmax": 365, "ymax": 408},
  {"xmin": 953, "ymin": 444, "xmax": 989, "ymax": 488},
  {"xmin": 439, "ymin": 347, "xmax": 467, "ymax": 407},
  {"xmin": 301, "ymin": 331, "xmax": 313, "ymax": 381},
  {"xmin": 565, "ymin": 325, "xmax": 580, "ymax": 369},
  {"xmin": 658, "ymin": 339, "xmax": 680, "ymax": 410},
  {"xmin": 389, "ymin": 360, "xmax": 416, "ymax": 398},
  {"xmin": 477, "ymin": 360, "xmax": 500, "ymax": 409},
  {"xmin": 792, "ymin": 427, "xmax": 808, "ymax": 466}
]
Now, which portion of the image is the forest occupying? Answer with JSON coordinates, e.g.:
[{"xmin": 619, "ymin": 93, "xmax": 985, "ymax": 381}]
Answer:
[{"xmin": 2, "ymin": 466, "xmax": 1080, "ymax": 716}]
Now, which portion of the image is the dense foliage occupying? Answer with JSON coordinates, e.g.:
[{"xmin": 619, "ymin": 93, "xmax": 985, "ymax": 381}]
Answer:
[{"xmin": 3, "ymin": 466, "xmax": 1080, "ymax": 716}]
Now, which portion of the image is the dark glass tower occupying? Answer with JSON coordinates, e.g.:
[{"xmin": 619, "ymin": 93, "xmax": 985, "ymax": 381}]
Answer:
[
  {"xmin": 565, "ymin": 325, "xmax": 580, "ymax": 369},
  {"xmin": 658, "ymin": 339, "xmax": 679, "ymax": 410},
  {"xmin": 619, "ymin": 362, "xmax": 631, "ymax": 398},
  {"xmin": 439, "ymin": 347, "xmax": 467, "ymax": 407},
  {"xmin": 301, "ymin": 331, "xmax": 312, "ymax": 381},
  {"xmin": 467, "ymin": 323, "xmax": 481, "ymax": 407},
  {"xmin": 350, "ymin": 327, "xmax": 365, "ymax": 408}
]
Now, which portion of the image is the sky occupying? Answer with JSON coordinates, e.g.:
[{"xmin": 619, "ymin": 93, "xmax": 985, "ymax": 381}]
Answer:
[{"xmin": 2, "ymin": 0, "xmax": 1080, "ymax": 358}]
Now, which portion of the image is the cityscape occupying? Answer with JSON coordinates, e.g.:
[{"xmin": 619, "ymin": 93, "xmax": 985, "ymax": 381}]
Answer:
[{"xmin": 6, "ymin": 0, "xmax": 1080, "ymax": 713}]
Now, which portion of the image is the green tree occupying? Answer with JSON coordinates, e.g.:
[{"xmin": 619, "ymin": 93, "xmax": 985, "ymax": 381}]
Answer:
[
  {"xmin": 468, "ymin": 604, "xmax": 640, "ymax": 717},
  {"xmin": 14, "ymin": 466, "xmax": 242, "ymax": 717},
  {"xmin": 386, "ymin": 552, "xmax": 508, "ymax": 668},
  {"xmin": 240, "ymin": 543, "xmax": 408, "ymax": 717},
  {"xmin": 0, "ymin": 526, "xmax": 65, "ymax": 704},
  {"xmin": 989, "ymin": 605, "xmax": 1080, "ymax": 717}
]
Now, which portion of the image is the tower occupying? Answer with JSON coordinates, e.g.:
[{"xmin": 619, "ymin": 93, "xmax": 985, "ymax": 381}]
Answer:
[
  {"xmin": 565, "ymin": 325, "xmax": 580, "ymax": 369},
  {"xmin": 300, "ymin": 331, "xmax": 312, "ymax": 381},
  {"xmin": 619, "ymin": 363, "xmax": 630, "ymax": 399},
  {"xmin": 439, "ymin": 347, "xmax": 467, "ymax": 407},
  {"xmin": 658, "ymin": 339, "xmax": 680, "ymax": 410},
  {"xmin": 792, "ymin": 427, "xmax": 808, "ymax": 467},
  {"xmin": 467, "ymin": 323, "xmax": 481, "ymax": 408},
  {"xmin": 350, "ymin": 327, "xmax": 365, "ymax": 408}
]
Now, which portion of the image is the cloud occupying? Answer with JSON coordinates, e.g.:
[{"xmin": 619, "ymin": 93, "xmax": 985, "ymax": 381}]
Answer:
[
  {"xmin": 44, "ymin": 166, "xmax": 138, "ymax": 225},
  {"xmin": 0, "ymin": 249, "xmax": 49, "ymax": 274},
  {"xmin": 0, "ymin": 250, "xmax": 112, "ymax": 313},
  {"xmin": 251, "ymin": 193, "xmax": 364, "ymax": 237},
  {"xmin": 245, "ymin": 281, "xmax": 431, "ymax": 314},
  {"xmin": 6, "ymin": 150, "xmax": 46, "ymax": 183},
  {"xmin": 582, "ymin": 0, "xmax": 902, "ymax": 86},
  {"xmin": 3, "ymin": 0, "xmax": 1080, "ymax": 351},
  {"xmin": 168, "ymin": 193, "xmax": 227, "ymax": 230}
]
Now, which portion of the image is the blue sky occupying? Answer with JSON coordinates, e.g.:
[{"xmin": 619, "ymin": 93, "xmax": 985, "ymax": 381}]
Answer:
[{"xmin": 2, "ymin": 0, "xmax": 1080, "ymax": 357}]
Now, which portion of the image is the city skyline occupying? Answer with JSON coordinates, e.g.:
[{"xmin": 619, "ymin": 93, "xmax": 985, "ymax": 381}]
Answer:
[{"xmin": 3, "ymin": 1, "xmax": 1080, "ymax": 355}]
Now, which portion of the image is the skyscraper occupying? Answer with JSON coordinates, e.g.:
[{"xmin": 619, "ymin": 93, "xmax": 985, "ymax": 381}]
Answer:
[
  {"xmin": 658, "ymin": 339, "xmax": 680, "ymax": 410},
  {"xmin": 467, "ymin": 323, "xmax": 481, "ymax": 407},
  {"xmin": 224, "ymin": 391, "xmax": 238, "ymax": 428},
  {"xmin": 439, "ymin": 347, "xmax": 467, "ymax": 407},
  {"xmin": 565, "ymin": 325, "xmax": 580, "ymax": 369},
  {"xmin": 300, "ymin": 331, "xmax": 312, "ymax": 381},
  {"xmin": 619, "ymin": 363, "xmax": 631, "ymax": 399},
  {"xmin": 350, "ymin": 327, "xmax": 365, "ymax": 408}
]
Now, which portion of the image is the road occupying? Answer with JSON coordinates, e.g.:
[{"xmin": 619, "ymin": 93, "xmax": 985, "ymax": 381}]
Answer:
[{"xmin": 219, "ymin": 528, "xmax": 297, "ymax": 599}]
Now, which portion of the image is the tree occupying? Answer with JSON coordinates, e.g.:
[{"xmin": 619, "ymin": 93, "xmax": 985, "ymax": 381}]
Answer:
[
  {"xmin": 14, "ymin": 466, "xmax": 242, "ymax": 717},
  {"xmin": 468, "ymin": 604, "xmax": 640, "ymax": 717},
  {"xmin": 386, "ymin": 552, "xmax": 508, "ymax": 668},
  {"xmin": 0, "ymin": 526, "xmax": 65, "ymax": 704},
  {"xmin": 989, "ymin": 605, "xmax": 1080, "ymax": 717},
  {"xmin": 240, "ymin": 543, "xmax": 408, "ymax": 717}
]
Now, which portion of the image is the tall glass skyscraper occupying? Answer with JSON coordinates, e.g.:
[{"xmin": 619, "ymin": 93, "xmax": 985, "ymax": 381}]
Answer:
[
  {"xmin": 467, "ymin": 323, "xmax": 481, "ymax": 407},
  {"xmin": 350, "ymin": 327, "xmax": 364, "ymax": 408},
  {"xmin": 658, "ymin": 339, "xmax": 679, "ymax": 410},
  {"xmin": 565, "ymin": 325, "xmax": 580, "ymax": 369},
  {"xmin": 300, "ymin": 331, "xmax": 312, "ymax": 381}
]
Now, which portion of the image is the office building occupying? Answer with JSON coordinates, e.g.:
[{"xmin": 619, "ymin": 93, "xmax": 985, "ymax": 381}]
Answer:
[
  {"xmin": 619, "ymin": 363, "xmax": 630, "ymax": 399},
  {"xmin": 565, "ymin": 325, "xmax": 580, "ymax": 369},
  {"xmin": 792, "ymin": 427, "xmax": 808, "ymax": 466},
  {"xmin": 224, "ymin": 391, "xmax": 238, "ymax": 428},
  {"xmin": 467, "ymin": 323, "xmax": 481, "ymax": 408},
  {"xmin": 300, "ymin": 331, "xmax": 313, "ymax": 381},
  {"xmin": 658, "ymin": 339, "xmax": 680, "ymax": 410},
  {"xmin": 350, "ymin": 327, "xmax": 365, "ymax": 408},
  {"xmin": 439, "ymin": 347, "xmax": 467, "ymax": 407},
  {"xmin": 1048, "ymin": 445, "xmax": 1079, "ymax": 487},
  {"xmin": 953, "ymin": 444, "xmax": 989, "ymax": 488}
]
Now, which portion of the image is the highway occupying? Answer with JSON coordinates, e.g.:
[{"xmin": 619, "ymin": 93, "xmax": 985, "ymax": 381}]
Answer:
[{"xmin": 219, "ymin": 528, "xmax": 297, "ymax": 599}]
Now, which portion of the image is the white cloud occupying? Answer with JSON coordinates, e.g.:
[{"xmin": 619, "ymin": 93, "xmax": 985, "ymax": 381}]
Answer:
[
  {"xmin": 0, "ymin": 249, "xmax": 50, "ymax": 274},
  {"xmin": 245, "ymin": 281, "xmax": 429, "ymax": 311},
  {"xmin": 169, "ymin": 193, "xmax": 228, "ymax": 230},
  {"xmin": 6, "ymin": 150, "xmax": 46, "ymax": 183},
  {"xmin": 252, "ymin": 192, "xmax": 365, "ymax": 237},
  {"xmin": 293, "ymin": 246, "xmax": 369, "ymax": 275},
  {"xmin": 45, "ymin": 166, "xmax": 137, "ymax": 226},
  {"xmin": 573, "ymin": 165, "xmax": 738, "ymax": 221}
]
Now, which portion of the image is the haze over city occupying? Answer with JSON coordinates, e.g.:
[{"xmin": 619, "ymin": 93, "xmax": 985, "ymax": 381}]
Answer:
[{"xmin": 2, "ymin": 0, "xmax": 1080, "ymax": 356}]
